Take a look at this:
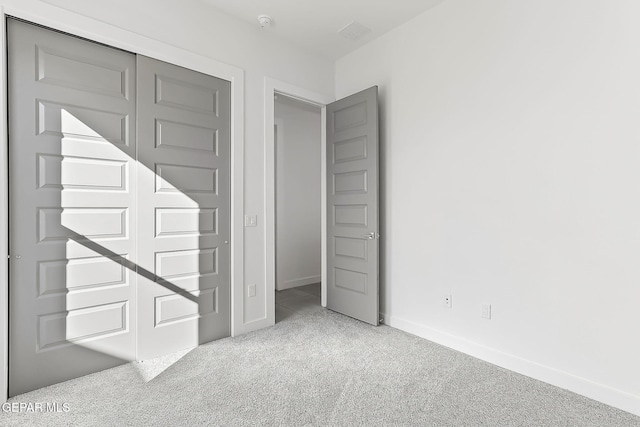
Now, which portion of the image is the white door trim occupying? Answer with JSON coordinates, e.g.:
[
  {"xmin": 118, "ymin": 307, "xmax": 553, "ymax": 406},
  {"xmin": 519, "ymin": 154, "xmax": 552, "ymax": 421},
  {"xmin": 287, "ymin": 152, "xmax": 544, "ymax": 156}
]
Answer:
[
  {"xmin": 264, "ymin": 77, "xmax": 333, "ymax": 323},
  {"xmin": 0, "ymin": 7, "xmax": 9, "ymax": 406},
  {"xmin": 0, "ymin": 3, "xmax": 245, "ymax": 402}
]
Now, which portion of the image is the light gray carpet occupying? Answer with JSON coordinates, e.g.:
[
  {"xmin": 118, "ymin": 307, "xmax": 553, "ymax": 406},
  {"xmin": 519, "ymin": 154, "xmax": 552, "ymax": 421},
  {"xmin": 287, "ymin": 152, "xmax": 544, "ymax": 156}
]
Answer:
[{"xmin": 1, "ymin": 285, "xmax": 638, "ymax": 426}]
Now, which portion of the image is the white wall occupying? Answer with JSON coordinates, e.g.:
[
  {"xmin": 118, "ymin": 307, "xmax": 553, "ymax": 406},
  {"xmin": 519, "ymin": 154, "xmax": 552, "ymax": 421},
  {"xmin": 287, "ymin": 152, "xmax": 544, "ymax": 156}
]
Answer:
[
  {"xmin": 1, "ymin": 0, "xmax": 334, "ymax": 334},
  {"xmin": 336, "ymin": 0, "xmax": 640, "ymax": 416},
  {"xmin": 274, "ymin": 98, "xmax": 321, "ymax": 290}
]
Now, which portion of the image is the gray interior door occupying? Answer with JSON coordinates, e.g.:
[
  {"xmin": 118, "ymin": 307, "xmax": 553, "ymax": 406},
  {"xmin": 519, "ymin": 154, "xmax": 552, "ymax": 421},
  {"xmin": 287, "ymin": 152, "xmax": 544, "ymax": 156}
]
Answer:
[
  {"xmin": 8, "ymin": 19, "xmax": 138, "ymax": 396},
  {"xmin": 326, "ymin": 86, "xmax": 379, "ymax": 325},
  {"xmin": 136, "ymin": 55, "xmax": 231, "ymax": 360}
]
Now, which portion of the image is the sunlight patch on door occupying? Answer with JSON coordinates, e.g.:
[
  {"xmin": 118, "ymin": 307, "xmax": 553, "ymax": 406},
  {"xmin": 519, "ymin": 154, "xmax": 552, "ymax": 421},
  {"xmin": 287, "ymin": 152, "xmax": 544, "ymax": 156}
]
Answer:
[{"xmin": 58, "ymin": 108, "xmax": 204, "ymax": 362}]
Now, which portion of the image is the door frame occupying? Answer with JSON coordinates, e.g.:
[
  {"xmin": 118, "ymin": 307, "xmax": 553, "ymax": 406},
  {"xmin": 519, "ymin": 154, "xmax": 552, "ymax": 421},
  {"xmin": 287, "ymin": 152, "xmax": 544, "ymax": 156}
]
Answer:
[
  {"xmin": 264, "ymin": 78, "xmax": 334, "ymax": 322},
  {"xmin": 0, "ymin": 4, "xmax": 245, "ymax": 403}
]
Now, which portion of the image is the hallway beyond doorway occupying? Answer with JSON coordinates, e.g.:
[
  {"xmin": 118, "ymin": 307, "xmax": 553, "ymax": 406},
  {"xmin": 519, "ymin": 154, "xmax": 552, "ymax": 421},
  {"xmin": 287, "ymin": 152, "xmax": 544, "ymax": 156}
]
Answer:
[{"xmin": 275, "ymin": 283, "xmax": 321, "ymax": 323}]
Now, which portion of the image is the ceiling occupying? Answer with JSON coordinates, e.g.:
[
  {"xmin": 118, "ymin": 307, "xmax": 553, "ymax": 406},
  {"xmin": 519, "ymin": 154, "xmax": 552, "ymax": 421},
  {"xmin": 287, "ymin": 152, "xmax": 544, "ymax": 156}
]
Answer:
[{"xmin": 201, "ymin": 0, "xmax": 446, "ymax": 60}]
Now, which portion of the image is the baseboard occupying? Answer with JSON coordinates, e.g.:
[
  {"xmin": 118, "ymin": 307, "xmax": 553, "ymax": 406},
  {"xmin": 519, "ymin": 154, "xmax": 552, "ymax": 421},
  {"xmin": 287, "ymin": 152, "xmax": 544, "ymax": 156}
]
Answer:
[
  {"xmin": 276, "ymin": 275, "xmax": 321, "ymax": 291},
  {"xmin": 382, "ymin": 313, "xmax": 640, "ymax": 417}
]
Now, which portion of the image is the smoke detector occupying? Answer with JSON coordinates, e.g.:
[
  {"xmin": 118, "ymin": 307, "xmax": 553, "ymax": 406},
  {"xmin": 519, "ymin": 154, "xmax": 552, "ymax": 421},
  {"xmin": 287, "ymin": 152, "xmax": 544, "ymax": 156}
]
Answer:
[
  {"xmin": 337, "ymin": 21, "xmax": 371, "ymax": 41},
  {"xmin": 258, "ymin": 15, "xmax": 272, "ymax": 28}
]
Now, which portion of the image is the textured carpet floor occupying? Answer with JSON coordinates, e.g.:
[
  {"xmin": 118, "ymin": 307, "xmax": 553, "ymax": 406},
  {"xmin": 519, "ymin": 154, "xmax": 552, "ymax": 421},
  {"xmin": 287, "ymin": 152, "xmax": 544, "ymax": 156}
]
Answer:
[{"xmin": 1, "ymin": 288, "xmax": 639, "ymax": 426}]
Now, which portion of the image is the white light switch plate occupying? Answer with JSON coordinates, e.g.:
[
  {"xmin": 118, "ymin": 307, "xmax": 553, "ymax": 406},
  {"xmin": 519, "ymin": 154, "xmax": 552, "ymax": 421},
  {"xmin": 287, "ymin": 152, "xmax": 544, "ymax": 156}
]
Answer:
[{"xmin": 244, "ymin": 215, "xmax": 257, "ymax": 227}]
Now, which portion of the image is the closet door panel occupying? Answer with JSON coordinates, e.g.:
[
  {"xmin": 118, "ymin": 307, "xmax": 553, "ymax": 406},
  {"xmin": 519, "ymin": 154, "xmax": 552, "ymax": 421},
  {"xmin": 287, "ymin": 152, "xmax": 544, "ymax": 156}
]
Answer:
[
  {"xmin": 8, "ymin": 19, "xmax": 137, "ymax": 396},
  {"xmin": 136, "ymin": 55, "xmax": 231, "ymax": 360}
]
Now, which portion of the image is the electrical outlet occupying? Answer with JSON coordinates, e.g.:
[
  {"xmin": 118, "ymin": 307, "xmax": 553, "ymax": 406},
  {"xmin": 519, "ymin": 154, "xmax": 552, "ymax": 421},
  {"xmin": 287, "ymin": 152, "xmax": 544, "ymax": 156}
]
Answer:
[
  {"xmin": 248, "ymin": 284, "xmax": 256, "ymax": 297},
  {"xmin": 443, "ymin": 294, "xmax": 452, "ymax": 308},
  {"xmin": 481, "ymin": 303, "xmax": 492, "ymax": 319}
]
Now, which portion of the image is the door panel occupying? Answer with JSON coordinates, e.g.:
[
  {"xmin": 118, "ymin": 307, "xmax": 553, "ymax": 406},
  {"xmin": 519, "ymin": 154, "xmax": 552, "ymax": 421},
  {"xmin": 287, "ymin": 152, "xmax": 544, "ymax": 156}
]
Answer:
[
  {"xmin": 326, "ymin": 87, "xmax": 379, "ymax": 325},
  {"xmin": 8, "ymin": 19, "xmax": 137, "ymax": 396},
  {"xmin": 136, "ymin": 55, "xmax": 230, "ymax": 360}
]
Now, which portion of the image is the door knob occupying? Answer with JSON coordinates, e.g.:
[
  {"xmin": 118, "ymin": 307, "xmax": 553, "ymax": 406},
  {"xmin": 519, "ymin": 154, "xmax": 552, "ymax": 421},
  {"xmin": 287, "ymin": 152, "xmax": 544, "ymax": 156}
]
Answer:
[{"xmin": 363, "ymin": 232, "xmax": 380, "ymax": 240}]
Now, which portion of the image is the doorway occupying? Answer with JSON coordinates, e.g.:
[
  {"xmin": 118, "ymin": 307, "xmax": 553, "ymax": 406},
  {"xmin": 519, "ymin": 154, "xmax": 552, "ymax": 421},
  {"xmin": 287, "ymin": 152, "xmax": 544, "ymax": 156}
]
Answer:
[
  {"xmin": 264, "ymin": 80, "xmax": 380, "ymax": 328},
  {"xmin": 263, "ymin": 79, "xmax": 333, "ymax": 327},
  {"xmin": 274, "ymin": 94, "xmax": 322, "ymax": 321}
]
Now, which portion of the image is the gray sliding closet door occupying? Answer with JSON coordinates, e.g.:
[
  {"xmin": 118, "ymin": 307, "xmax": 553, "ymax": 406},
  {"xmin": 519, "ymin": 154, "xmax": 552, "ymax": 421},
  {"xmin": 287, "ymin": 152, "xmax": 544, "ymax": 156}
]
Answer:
[
  {"xmin": 7, "ymin": 19, "xmax": 138, "ymax": 396},
  {"xmin": 135, "ymin": 55, "xmax": 231, "ymax": 360}
]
